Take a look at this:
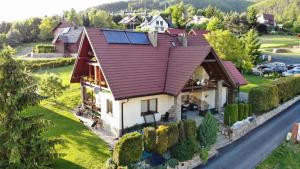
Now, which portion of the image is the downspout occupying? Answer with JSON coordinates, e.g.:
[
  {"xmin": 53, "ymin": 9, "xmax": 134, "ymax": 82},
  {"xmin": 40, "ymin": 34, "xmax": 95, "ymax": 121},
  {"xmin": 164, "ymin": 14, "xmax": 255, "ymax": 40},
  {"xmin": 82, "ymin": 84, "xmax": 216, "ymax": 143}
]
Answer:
[{"xmin": 121, "ymin": 99, "xmax": 129, "ymax": 136}]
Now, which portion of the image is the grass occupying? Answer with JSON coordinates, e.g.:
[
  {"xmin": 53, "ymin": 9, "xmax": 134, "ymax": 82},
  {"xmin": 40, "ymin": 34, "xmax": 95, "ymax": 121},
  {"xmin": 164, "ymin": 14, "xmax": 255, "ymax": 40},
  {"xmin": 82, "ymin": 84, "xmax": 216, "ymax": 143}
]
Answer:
[
  {"xmin": 259, "ymin": 35, "xmax": 300, "ymax": 49},
  {"xmin": 23, "ymin": 65, "xmax": 110, "ymax": 169},
  {"xmin": 240, "ymin": 74, "xmax": 272, "ymax": 93},
  {"xmin": 257, "ymin": 142, "xmax": 300, "ymax": 169}
]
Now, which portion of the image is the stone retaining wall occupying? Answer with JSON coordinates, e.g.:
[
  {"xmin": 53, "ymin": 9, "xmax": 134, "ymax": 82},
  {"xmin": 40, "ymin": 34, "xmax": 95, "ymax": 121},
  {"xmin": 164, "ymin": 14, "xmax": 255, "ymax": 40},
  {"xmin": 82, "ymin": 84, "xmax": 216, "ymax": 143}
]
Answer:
[{"xmin": 231, "ymin": 95, "xmax": 300, "ymax": 141}]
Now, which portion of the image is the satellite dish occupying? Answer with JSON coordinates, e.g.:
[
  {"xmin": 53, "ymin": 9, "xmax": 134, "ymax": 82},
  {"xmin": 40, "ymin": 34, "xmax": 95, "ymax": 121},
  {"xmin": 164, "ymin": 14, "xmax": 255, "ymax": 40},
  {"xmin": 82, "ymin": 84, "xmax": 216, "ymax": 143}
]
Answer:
[{"xmin": 94, "ymin": 87, "xmax": 101, "ymax": 94}]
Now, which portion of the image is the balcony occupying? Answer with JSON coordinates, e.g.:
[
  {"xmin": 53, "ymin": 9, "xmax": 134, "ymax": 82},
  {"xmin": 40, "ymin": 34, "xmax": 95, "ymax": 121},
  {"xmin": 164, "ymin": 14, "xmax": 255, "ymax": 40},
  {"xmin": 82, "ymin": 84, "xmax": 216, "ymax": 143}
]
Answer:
[
  {"xmin": 182, "ymin": 79, "xmax": 217, "ymax": 92},
  {"xmin": 81, "ymin": 76, "xmax": 108, "ymax": 89}
]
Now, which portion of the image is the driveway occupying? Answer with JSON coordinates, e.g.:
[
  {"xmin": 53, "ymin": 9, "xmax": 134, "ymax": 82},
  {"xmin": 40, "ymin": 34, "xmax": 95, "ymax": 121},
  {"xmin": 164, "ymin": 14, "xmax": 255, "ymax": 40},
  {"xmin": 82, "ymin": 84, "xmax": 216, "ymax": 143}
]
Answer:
[{"xmin": 196, "ymin": 101, "xmax": 300, "ymax": 169}]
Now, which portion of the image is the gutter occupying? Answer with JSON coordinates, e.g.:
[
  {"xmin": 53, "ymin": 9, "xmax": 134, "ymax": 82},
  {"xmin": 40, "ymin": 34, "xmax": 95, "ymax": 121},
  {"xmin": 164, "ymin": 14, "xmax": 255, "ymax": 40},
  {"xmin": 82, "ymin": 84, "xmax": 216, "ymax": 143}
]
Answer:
[{"xmin": 121, "ymin": 99, "xmax": 129, "ymax": 136}]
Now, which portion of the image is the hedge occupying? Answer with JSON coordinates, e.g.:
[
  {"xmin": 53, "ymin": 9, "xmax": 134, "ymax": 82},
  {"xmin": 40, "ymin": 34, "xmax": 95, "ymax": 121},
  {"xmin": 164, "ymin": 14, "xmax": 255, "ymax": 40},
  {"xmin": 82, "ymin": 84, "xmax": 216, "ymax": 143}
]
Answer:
[
  {"xmin": 244, "ymin": 104, "xmax": 250, "ymax": 119},
  {"xmin": 183, "ymin": 120, "xmax": 197, "ymax": 140},
  {"xmin": 272, "ymin": 77, "xmax": 295, "ymax": 103},
  {"xmin": 249, "ymin": 84, "xmax": 279, "ymax": 115},
  {"xmin": 224, "ymin": 104, "xmax": 238, "ymax": 126},
  {"xmin": 143, "ymin": 127, "xmax": 156, "ymax": 152},
  {"xmin": 238, "ymin": 104, "xmax": 245, "ymax": 121},
  {"xmin": 20, "ymin": 58, "xmax": 75, "ymax": 72},
  {"xmin": 178, "ymin": 121, "xmax": 186, "ymax": 143},
  {"xmin": 155, "ymin": 125, "xmax": 169, "ymax": 155},
  {"xmin": 33, "ymin": 44, "xmax": 55, "ymax": 53},
  {"xmin": 166, "ymin": 122, "xmax": 179, "ymax": 148},
  {"xmin": 112, "ymin": 132, "xmax": 143, "ymax": 166}
]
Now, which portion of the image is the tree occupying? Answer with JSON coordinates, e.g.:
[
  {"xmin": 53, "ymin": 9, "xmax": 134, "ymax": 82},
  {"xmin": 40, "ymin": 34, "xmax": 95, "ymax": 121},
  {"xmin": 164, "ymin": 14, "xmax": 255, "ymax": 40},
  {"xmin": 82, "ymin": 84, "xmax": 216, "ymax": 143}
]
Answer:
[
  {"xmin": 64, "ymin": 8, "xmax": 82, "ymax": 25},
  {"xmin": 197, "ymin": 112, "xmax": 218, "ymax": 147},
  {"xmin": 206, "ymin": 17, "xmax": 224, "ymax": 31},
  {"xmin": 39, "ymin": 16, "xmax": 60, "ymax": 41},
  {"xmin": 88, "ymin": 10, "xmax": 113, "ymax": 28},
  {"xmin": 165, "ymin": 2, "xmax": 187, "ymax": 28},
  {"xmin": 206, "ymin": 30, "xmax": 253, "ymax": 72},
  {"xmin": 0, "ymin": 46, "xmax": 61, "ymax": 168},
  {"xmin": 247, "ymin": 7, "xmax": 258, "ymax": 28},
  {"xmin": 39, "ymin": 73, "xmax": 68, "ymax": 99},
  {"xmin": 241, "ymin": 29, "xmax": 261, "ymax": 64}
]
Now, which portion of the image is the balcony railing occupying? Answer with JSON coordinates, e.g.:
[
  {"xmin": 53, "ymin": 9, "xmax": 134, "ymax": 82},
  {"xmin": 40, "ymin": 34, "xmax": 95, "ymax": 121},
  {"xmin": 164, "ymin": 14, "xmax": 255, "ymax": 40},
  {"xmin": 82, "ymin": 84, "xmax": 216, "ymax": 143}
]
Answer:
[
  {"xmin": 81, "ymin": 76, "xmax": 108, "ymax": 88},
  {"xmin": 183, "ymin": 79, "xmax": 217, "ymax": 91}
]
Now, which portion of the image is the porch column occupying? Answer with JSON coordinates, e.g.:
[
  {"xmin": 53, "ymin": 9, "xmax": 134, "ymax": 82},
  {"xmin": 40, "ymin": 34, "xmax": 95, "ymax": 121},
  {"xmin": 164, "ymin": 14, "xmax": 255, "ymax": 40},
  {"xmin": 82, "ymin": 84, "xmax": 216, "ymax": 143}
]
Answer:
[
  {"xmin": 80, "ymin": 80, "xmax": 86, "ymax": 106},
  {"xmin": 215, "ymin": 80, "xmax": 223, "ymax": 113}
]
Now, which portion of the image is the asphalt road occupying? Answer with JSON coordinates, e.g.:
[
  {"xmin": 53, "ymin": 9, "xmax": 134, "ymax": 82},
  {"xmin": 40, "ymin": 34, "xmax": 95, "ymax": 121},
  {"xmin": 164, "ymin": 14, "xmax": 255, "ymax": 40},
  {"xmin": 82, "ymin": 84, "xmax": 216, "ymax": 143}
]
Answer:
[
  {"xmin": 271, "ymin": 54, "xmax": 300, "ymax": 64},
  {"xmin": 196, "ymin": 101, "xmax": 300, "ymax": 169}
]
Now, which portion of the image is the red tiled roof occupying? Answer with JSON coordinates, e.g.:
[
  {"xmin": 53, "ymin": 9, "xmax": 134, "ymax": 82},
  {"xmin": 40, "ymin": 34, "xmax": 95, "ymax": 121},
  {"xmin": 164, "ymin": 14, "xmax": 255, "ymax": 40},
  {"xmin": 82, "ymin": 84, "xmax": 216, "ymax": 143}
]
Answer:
[
  {"xmin": 165, "ymin": 28, "xmax": 187, "ymax": 35},
  {"xmin": 71, "ymin": 28, "xmax": 245, "ymax": 100},
  {"xmin": 222, "ymin": 61, "xmax": 248, "ymax": 86},
  {"xmin": 51, "ymin": 20, "xmax": 73, "ymax": 33},
  {"xmin": 189, "ymin": 29, "xmax": 209, "ymax": 36},
  {"xmin": 165, "ymin": 46, "xmax": 211, "ymax": 95},
  {"xmin": 262, "ymin": 13, "xmax": 275, "ymax": 22}
]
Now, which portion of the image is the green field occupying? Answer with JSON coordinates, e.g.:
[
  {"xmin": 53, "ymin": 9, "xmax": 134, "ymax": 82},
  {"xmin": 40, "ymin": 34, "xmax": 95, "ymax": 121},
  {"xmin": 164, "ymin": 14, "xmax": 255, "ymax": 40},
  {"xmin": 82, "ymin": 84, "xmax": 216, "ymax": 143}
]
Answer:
[
  {"xmin": 257, "ymin": 142, "xmax": 300, "ymax": 169},
  {"xmin": 259, "ymin": 35, "xmax": 300, "ymax": 49},
  {"xmin": 240, "ymin": 74, "xmax": 272, "ymax": 93},
  {"xmin": 23, "ymin": 65, "xmax": 110, "ymax": 169}
]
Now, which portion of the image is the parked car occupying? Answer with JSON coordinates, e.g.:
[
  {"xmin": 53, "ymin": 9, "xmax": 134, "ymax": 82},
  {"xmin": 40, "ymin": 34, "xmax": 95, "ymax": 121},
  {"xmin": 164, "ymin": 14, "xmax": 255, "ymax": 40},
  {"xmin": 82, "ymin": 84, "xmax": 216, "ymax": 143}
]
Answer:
[
  {"xmin": 282, "ymin": 68, "xmax": 300, "ymax": 77},
  {"xmin": 257, "ymin": 62, "xmax": 287, "ymax": 74},
  {"xmin": 287, "ymin": 64, "xmax": 300, "ymax": 70}
]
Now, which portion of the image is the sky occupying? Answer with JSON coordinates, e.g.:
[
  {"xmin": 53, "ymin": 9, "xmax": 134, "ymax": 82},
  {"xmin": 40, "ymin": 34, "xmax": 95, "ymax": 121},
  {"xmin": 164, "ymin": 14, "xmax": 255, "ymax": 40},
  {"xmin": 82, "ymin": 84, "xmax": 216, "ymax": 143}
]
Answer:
[{"xmin": 0, "ymin": 0, "xmax": 122, "ymax": 22}]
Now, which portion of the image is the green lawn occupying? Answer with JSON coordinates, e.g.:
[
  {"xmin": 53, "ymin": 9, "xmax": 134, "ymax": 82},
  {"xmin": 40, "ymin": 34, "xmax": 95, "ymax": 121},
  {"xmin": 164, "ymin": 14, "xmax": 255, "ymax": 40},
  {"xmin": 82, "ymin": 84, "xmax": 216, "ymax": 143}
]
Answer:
[
  {"xmin": 257, "ymin": 142, "xmax": 300, "ymax": 169},
  {"xmin": 240, "ymin": 74, "xmax": 272, "ymax": 93},
  {"xmin": 23, "ymin": 65, "xmax": 110, "ymax": 169},
  {"xmin": 259, "ymin": 35, "xmax": 300, "ymax": 49}
]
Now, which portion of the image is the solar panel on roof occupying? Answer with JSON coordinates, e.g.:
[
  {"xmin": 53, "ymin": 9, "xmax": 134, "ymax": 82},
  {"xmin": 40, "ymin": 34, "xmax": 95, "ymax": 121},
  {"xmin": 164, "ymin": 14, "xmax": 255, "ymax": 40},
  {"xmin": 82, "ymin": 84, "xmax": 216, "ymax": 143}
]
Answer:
[
  {"xmin": 103, "ymin": 30, "xmax": 130, "ymax": 44},
  {"xmin": 126, "ymin": 32, "xmax": 150, "ymax": 45}
]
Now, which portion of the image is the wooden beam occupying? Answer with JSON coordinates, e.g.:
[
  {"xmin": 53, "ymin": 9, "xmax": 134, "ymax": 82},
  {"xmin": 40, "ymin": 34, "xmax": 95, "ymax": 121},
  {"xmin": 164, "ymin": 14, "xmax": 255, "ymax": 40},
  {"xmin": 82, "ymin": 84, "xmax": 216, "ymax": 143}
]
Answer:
[{"xmin": 203, "ymin": 59, "xmax": 216, "ymax": 63}]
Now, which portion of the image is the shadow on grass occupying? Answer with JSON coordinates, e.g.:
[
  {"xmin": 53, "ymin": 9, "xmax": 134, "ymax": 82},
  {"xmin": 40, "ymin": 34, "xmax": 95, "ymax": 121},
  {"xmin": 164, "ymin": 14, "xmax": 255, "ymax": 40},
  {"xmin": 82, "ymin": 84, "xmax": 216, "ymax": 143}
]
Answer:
[
  {"xmin": 52, "ymin": 158, "xmax": 85, "ymax": 169},
  {"xmin": 23, "ymin": 103, "xmax": 111, "ymax": 168}
]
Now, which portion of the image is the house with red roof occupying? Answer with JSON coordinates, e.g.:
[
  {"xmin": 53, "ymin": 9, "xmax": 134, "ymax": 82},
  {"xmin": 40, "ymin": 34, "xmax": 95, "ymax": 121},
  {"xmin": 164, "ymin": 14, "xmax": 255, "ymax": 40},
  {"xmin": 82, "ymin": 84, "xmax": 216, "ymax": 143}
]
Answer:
[
  {"xmin": 71, "ymin": 28, "xmax": 247, "ymax": 137},
  {"xmin": 165, "ymin": 28, "xmax": 187, "ymax": 35},
  {"xmin": 188, "ymin": 29, "xmax": 209, "ymax": 36},
  {"xmin": 257, "ymin": 13, "xmax": 276, "ymax": 28}
]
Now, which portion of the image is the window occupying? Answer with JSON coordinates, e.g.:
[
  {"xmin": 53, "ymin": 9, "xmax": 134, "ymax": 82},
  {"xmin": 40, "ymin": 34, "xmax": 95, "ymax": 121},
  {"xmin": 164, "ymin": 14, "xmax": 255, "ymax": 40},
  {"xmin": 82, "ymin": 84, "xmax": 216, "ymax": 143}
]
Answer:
[
  {"xmin": 155, "ymin": 27, "xmax": 159, "ymax": 31},
  {"xmin": 107, "ymin": 99, "xmax": 113, "ymax": 114},
  {"xmin": 160, "ymin": 21, "xmax": 163, "ymax": 26},
  {"xmin": 160, "ymin": 27, "xmax": 164, "ymax": 32},
  {"xmin": 141, "ymin": 99, "xmax": 157, "ymax": 113},
  {"xmin": 156, "ymin": 20, "xmax": 159, "ymax": 25}
]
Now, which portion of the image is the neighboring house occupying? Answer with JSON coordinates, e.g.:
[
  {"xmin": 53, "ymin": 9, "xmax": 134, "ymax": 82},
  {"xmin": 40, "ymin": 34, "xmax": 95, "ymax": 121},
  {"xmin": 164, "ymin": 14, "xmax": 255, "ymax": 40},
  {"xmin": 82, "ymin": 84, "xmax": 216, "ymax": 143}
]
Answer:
[
  {"xmin": 188, "ymin": 29, "xmax": 209, "ymax": 36},
  {"xmin": 257, "ymin": 13, "xmax": 276, "ymax": 28},
  {"xmin": 52, "ymin": 26, "xmax": 84, "ymax": 55},
  {"xmin": 51, "ymin": 20, "xmax": 74, "ymax": 37},
  {"xmin": 118, "ymin": 15, "xmax": 143, "ymax": 30},
  {"xmin": 189, "ymin": 15, "xmax": 210, "ymax": 25},
  {"xmin": 71, "ymin": 28, "xmax": 247, "ymax": 137},
  {"xmin": 165, "ymin": 28, "xmax": 187, "ymax": 35},
  {"xmin": 140, "ymin": 15, "xmax": 173, "ymax": 33}
]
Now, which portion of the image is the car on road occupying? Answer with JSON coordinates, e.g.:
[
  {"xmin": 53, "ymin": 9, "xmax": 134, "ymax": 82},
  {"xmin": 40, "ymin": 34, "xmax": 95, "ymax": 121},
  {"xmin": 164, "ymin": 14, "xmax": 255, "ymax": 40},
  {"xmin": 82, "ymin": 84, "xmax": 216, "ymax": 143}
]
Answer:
[
  {"xmin": 287, "ymin": 64, "xmax": 300, "ymax": 70},
  {"xmin": 257, "ymin": 62, "xmax": 287, "ymax": 74}
]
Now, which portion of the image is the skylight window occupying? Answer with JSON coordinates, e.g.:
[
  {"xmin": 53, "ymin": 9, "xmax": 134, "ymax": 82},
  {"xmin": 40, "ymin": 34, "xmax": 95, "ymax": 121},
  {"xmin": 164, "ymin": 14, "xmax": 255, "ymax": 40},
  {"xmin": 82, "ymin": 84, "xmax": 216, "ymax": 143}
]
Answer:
[{"xmin": 62, "ymin": 27, "xmax": 70, "ymax": 34}]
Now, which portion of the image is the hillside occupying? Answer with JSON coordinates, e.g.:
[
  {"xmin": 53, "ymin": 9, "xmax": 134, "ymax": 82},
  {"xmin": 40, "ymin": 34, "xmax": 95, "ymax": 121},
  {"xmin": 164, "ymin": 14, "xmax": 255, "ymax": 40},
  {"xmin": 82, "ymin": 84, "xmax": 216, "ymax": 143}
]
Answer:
[
  {"xmin": 251, "ymin": 0, "xmax": 300, "ymax": 22},
  {"xmin": 96, "ymin": 0, "xmax": 253, "ymax": 13}
]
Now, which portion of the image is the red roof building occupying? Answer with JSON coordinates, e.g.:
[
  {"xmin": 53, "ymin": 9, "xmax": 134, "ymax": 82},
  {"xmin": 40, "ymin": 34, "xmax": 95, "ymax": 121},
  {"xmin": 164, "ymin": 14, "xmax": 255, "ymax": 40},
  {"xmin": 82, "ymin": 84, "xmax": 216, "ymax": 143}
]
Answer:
[
  {"xmin": 165, "ymin": 28, "xmax": 187, "ymax": 35},
  {"xmin": 71, "ymin": 28, "xmax": 247, "ymax": 136},
  {"xmin": 188, "ymin": 29, "xmax": 209, "ymax": 36}
]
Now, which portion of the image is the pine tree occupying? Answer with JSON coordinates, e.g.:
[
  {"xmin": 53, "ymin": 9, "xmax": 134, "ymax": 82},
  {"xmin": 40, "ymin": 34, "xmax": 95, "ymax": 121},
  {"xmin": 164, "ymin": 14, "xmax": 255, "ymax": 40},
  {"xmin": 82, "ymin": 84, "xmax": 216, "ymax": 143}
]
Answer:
[
  {"xmin": 39, "ymin": 73, "xmax": 68, "ymax": 100},
  {"xmin": 242, "ymin": 29, "xmax": 261, "ymax": 64},
  {"xmin": 0, "ymin": 46, "xmax": 62, "ymax": 168},
  {"xmin": 247, "ymin": 7, "xmax": 258, "ymax": 28},
  {"xmin": 197, "ymin": 112, "xmax": 218, "ymax": 147}
]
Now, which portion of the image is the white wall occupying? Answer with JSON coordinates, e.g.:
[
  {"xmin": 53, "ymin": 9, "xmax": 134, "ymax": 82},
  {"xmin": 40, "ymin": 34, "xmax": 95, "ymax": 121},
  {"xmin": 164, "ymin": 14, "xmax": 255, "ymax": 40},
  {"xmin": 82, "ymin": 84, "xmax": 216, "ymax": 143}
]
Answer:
[
  {"xmin": 121, "ymin": 94, "xmax": 174, "ymax": 128},
  {"xmin": 141, "ymin": 15, "xmax": 169, "ymax": 33},
  {"xmin": 95, "ymin": 91, "xmax": 121, "ymax": 136}
]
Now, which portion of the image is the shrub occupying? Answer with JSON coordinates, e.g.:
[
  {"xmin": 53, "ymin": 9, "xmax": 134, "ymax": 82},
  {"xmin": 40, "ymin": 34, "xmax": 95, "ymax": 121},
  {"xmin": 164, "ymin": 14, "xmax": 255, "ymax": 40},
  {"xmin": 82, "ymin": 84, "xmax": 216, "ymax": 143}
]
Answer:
[
  {"xmin": 248, "ymin": 104, "xmax": 253, "ymax": 116},
  {"xmin": 167, "ymin": 158, "xmax": 179, "ymax": 168},
  {"xmin": 178, "ymin": 121, "xmax": 186, "ymax": 142},
  {"xmin": 272, "ymin": 77, "xmax": 295, "ymax": 103},
  {"xmin": 34, "ymin": 44, "xmax": 55, "ymax": 53},
  {"xmin": 155, "ymin": 125, "xmax": 169, "ymax": 155},
  {"xmin": 244, "ymin": 104, "xmax": 250, "ymax": 118},
  {"xmin": 171, "ymin": 139, "xmax": 197, "ymax": 162},
  {"xmin": 183, "ymin": 120, "xmax": 197, "ymax": 140},
  {"xmin": 199, "ymin": 147, "xmax": 209, "ymax": 164},
  {"xmin": 104, "ymin": 158, "xmax": 117, "ymax": 169},
  {"xmin": 113, "ymin": 132, "xmax": 143, "ymax": 166},
  {"xmin": 224, "ymin": 104, "xmax": 238, "ymax": 126},
  {"xmin": 249, "ymin": 84, "xmax": 279, "ymax": 115},
  {"xmin": 166, "ymin": 122, "xmax": 179, "ymax": 148},
  {"xmin": 238, "ymin": 104, "xmax": 245, "ymax": 121},
  {"xmin": 143, "ymin": 127, "xmax": 156, "ymax": 152},
  {"xmin": 197, "ymin": 112, "xmax": 218, "ymax": 147}
]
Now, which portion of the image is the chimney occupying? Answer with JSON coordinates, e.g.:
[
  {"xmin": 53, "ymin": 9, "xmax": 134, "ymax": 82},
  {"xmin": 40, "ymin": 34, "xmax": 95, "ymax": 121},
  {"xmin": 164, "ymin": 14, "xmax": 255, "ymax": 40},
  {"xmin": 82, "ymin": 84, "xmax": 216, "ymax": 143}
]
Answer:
[
  {"xmin": 148, "ymin": 31, "xmax": 158, "ymax": 47},
  {"xmin": 178, "ymin": 33, "xmax": 188, "ymax": 47}
]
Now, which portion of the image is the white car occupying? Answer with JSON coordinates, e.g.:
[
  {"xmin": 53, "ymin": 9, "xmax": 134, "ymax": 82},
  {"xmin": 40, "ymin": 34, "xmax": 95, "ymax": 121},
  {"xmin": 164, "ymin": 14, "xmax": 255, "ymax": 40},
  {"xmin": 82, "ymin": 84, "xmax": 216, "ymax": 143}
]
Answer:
[{"xmin": 282, "ymin": 68, "xmax": 300, "ymax": 77}]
